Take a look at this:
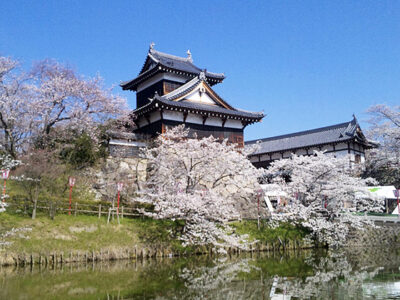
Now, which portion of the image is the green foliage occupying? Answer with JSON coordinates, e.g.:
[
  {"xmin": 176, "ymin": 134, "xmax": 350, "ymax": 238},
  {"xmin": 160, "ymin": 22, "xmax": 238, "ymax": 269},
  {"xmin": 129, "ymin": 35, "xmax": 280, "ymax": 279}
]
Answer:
[
  {"xmin": 231, "ymin": 220, "xmax": 310, "ymax": 244},
  {"xmin": 134, "ymin": 218, "xmax": 185, "ymax": 244},
  {"xmin": 363, "ymin": 165, "xmax": 400, "ymax": 189},
  {"xmin": 8, "ymin": 177, "xmax": 96, "ymax": 206},
  {"xmin": 239, "ymin": 254, "xmax": 315, "ymax": 279},
  {"xmin": 60, "ymin": 133, "xmax": 103, "ymax": 168}
]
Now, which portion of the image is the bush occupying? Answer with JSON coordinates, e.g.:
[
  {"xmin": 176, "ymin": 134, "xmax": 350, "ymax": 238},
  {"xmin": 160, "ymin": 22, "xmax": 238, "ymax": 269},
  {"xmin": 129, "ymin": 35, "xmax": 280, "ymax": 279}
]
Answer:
[{"xmin": 60, "ymin": 133, "xmax": 104, "ymax": 168}]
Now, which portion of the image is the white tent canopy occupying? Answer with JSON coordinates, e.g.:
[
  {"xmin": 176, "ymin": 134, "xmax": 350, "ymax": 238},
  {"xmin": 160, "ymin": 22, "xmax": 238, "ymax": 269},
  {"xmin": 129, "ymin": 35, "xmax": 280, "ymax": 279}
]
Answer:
[
  {"xmin": 366, "ymin": 186, "xmax": 399, "ymax": 215},
  {"xmin": 367, "ymin": 186, "xmax": 397, "ymax": 199}
]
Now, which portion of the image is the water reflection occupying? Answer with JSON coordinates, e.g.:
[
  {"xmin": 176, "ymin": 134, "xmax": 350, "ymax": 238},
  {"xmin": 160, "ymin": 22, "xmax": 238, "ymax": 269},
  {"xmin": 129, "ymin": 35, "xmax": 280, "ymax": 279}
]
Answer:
[{"xmin": 1, "ymin": 248, "xmax": 400, "ymax": 299}]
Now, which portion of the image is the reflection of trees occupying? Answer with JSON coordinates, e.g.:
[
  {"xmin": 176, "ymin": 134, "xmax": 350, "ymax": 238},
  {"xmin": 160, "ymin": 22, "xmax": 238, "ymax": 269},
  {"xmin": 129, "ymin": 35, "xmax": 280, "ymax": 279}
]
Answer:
[
  {"xmin": 172, "ymin": 253, "xmax": 314, "ymax": 299},
  {"xmin": 175, "ymin": 249, "xmax": 397, "ymax": 300},
  {"xmin": 2, "ymin": 249, "xmax": 400, "ymax": 299},
  {"xmin": 274, "ymin": 251, "xmax": 383, "ymax": 299},
  {"xmin": 176, "ymin": 257, "xmax": 262, "ymax": 300}
]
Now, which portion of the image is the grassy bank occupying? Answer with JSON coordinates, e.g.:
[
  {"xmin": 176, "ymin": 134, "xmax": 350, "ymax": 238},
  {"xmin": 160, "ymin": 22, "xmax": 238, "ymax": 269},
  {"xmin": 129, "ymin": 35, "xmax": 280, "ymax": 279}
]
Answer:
[
  {"xmin": 231, "ymin": 220, "xmax": 310, "ymax": 246},
  {"xmin": 0, "ymin": 212, "xmax": 311, "ymax": 266},
  {"xmin": 0, "ymin": 211, "xmax": 185, "ymax": 252}
]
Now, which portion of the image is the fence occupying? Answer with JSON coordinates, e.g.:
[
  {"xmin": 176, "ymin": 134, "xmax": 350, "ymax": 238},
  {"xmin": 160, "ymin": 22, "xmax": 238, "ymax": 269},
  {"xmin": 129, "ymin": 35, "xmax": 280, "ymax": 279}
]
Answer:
[{"xmin": 3, "ymin": 196, "xmax": 152, "ymax": 219}]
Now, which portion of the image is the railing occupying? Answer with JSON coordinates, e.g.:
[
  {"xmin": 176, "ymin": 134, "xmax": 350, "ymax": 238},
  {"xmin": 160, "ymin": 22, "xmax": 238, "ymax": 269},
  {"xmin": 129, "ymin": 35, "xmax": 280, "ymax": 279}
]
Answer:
[
  {"xmin": 352, "ymin": 212, "xmax": 400, "ymax": 224},
  {"xmin": 364, "ymin": 215, "xmax": 400, "ymax": 224},
  {"xmin": 3, "ymin": 196, "xmax": 153, "ymax": 219}
]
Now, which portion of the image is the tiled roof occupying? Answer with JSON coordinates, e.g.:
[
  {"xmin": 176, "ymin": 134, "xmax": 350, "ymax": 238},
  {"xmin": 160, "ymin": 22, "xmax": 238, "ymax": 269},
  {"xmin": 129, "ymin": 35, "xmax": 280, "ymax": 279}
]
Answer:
[
  {"xmin": 162, "ymin": 76, "xmax": 200, "ymax": 101},
  {"xmin": 161, "ymin": 74, "xmax": 234, "ymax": 110},
  {"xmin": 120, "ymin": 48, "xmax": 225, "ymax": 90},
  {"xmin": 132, "ymin": 75, "xmax": 264, "ymax": 121},
  {"xmin": 148, "ymin": 49, "xmax": 225, "ymax": 80},
  {"xmin": 133, "ymin": 95, "xmax": 264, "ymax": 120},
  {"xmin": 131, "ymin": 72, "xmax": 264, "ymax": 121},
  {"xmin": 246, "ymin": 117, "xmax": 375, "ymax": 154},
  {"xmin": 156, "ymin": 96, "xmax": 264, "ymax": 119}
]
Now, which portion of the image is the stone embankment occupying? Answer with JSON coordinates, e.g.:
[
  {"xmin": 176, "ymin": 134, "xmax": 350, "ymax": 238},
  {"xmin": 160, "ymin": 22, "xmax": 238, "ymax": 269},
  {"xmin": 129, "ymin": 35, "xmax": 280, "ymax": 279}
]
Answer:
[
  {"xmin": 346, "ymin": 223, "xmax": 400, "ymax": 247},
  {"xmin": 0, "ymin": 239, "xmax": 313, "ymax": 267}
]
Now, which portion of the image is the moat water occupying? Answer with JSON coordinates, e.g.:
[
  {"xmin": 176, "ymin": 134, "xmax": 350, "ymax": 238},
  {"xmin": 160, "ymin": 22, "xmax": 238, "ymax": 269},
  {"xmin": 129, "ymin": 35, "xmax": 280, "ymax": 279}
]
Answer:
[{"xmin": 1, "ymin": 248, "xmax": 400, "ymax": 299}]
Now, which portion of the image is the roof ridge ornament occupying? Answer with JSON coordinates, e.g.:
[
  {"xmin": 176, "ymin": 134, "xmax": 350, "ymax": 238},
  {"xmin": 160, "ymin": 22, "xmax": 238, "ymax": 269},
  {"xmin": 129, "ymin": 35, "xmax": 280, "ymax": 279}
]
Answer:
[
  {"xmin": 149, "ymin": 42, "xmax": 155, "ymax": 51},
  {"xmin": 199, "ymin": 70, "xmax": 206, "ymax": 81},
  {"xmin": 187, "ymin": 49, "xmax": 193, "ymax": 62}
]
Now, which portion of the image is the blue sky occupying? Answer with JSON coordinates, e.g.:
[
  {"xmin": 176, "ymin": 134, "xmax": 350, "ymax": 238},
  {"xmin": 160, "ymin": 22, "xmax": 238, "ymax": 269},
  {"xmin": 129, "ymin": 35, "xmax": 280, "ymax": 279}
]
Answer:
[{"xmin": 1, "ymin": 1, "xmax": 399, "ymax": 140}]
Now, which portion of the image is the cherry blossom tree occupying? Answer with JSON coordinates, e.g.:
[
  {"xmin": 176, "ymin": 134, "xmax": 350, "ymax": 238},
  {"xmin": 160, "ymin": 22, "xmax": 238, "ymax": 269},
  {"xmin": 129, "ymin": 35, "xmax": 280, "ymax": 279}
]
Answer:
[
  {"xmin": 264, "ymin": 152, "xmax": 383, "ymax": 247},
  {"xmin": 140, "ymin": 125, "xmax": 263, "ymax": 248},
  {"xmin": 367, "ymin": 104, "xmax": 400, "ymax": 160},
  {"xmin": 31, "ymin": 59, "xmax": 129, "ymax": 140},
  {"xmin": 0, "ymin": 151, "xmax": 20, "ymax": 212},
  {"xmin": 0, "ymin": 56, "xmax": 129, "ymax": 157},
  {"xmin": 365, "ymin": 104, "xmax": 400, "ymax": 187},
  {"xmin": 0, "ymin": 56, "xmax": 37, "ymax": 158}
]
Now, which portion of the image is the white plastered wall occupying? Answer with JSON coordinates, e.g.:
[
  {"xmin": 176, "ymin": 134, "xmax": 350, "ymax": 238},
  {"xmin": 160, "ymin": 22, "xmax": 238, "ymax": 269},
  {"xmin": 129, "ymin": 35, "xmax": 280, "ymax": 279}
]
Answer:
[
  {"xmin": 136, "ymin": 73, "xmax": 187, "ymax": 92},
  {"xmin": 205, "ymin": 116, "xmax": 223, "ymax": 127},
  {"xmin": 184, "ymin": 90, "xmax": 217, "ymax": 106},
  {"xmin": 149, "ymin": 111, "xmax": 162, "ymax": 123},
  {"xmin": 225, "ymin": 119, "xmax": 243, "ymax": 129},
  {"xmin": 163, "ymin": 111, "xmax": 184, "ymax": 122},
  {"xmin": 295, "ymin": 149, "xmax": 307, "ymax": 156},
  {"xmin": 250, "ymin": 156, "xmax": 259, "ymax": 163}
]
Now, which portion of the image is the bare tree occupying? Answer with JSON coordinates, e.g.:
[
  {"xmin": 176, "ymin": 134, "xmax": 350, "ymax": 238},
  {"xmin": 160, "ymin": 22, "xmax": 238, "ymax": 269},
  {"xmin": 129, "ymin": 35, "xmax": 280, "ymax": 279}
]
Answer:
[{"xmin": 13, "ymin": 150, "xmax": 67, "ymax": 219}]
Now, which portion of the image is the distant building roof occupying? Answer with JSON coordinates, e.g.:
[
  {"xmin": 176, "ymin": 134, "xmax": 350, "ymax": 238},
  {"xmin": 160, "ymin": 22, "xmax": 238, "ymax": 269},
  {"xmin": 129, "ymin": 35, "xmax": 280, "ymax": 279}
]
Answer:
[
  {"xmin": 246, "ymin": 116, "xmax": 377, "ymax": 155},
  {"xmin": 121, "ymin": 45, "xmax": 225, "ymax": 91}
]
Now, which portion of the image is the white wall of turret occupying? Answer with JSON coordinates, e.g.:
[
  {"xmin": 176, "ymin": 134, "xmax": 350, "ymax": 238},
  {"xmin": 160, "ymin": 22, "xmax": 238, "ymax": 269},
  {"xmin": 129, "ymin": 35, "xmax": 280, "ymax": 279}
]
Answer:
[
  {"xmin": 249, "ymin": 142, "xmax": 367, "ymax": 167},
  {"xmin": 136, "ymin": 110, "xmax": 244, "ymax": 129},
  {"xmin": 136, "ymin": 73, "xmax": 187, "ymax": 92}
]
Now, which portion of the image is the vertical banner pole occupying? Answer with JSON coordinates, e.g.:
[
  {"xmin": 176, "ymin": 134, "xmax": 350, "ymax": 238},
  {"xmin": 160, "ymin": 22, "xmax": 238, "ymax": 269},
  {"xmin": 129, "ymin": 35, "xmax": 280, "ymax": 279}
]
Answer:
[
  {"xmin": 397, "ymin": 189, "xmax": 400, "ymax": 217},
  {"xmin": 68, "ymin": 177, "xmax": 75, "ymax": 216},
  {"xmin": 116, "ymin": 182, "xmax": 123, "ymax": 220},
  {"xmin": 117, "ymin": 190, "xmax": 120, "ymax": 216},
  {"xmin": 257, "ymin": 194, "xmax": 260, "ymax": 229},
  {"xmin": 69, "ymin": 185, "xmax": 72, "ymax": 215},
  {"xmin": 1, "ymin": 170, "xmax": 10, "ymax": 203},
  {"xmin": 257, "ymin": 189, "xmax": 263, "ymax": 230},
  {"xmin": 2, "ymin": 179, "xmax": 6, "ymax": 203}
]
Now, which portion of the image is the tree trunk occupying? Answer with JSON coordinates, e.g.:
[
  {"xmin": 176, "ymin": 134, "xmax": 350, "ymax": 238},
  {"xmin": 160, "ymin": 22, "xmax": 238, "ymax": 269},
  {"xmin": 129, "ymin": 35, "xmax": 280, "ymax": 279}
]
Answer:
[
  {"xmin": 134, "ymin": 160, "xmax": 140, "ymax": 191},
  {"xmin": 31, "ymin": 186, "xmax": 39, "ymax": 220},
  {"xmin": 32, "ymin": 199, "xmax": 37, "ymax": 220}
]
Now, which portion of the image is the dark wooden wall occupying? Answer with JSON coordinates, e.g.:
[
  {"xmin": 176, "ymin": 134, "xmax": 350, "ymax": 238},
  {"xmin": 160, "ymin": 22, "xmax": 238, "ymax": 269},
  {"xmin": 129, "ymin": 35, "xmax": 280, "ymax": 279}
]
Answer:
[
  {"xmin": 136, "ymin": 80, "xmax": 185, "ymax": 108},
  {"xmin": 135, "ymin": 121, "xmax": 163, "ymax": 136},
  {"xmin": 163, "ymin": 81, "xmax": 182, "ymax": 94},
  {"xmin": 136, "ymin": 81, "xmax": 164, "ymax": 108}
]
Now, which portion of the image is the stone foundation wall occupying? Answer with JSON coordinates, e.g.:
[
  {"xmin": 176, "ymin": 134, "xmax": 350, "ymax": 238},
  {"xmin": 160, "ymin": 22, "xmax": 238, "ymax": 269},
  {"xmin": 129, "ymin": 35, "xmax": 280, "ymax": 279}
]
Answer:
[
  {"xmin": 345, "ymin": 224, "xmax": 400, "ymax": 247},
  {"xmin": 90, "ymin": 157, "xmax": 267, "ymax": 219},
  {"xmin": 90, "ymin": 157, "xmax": 147, "ymax": 201}
]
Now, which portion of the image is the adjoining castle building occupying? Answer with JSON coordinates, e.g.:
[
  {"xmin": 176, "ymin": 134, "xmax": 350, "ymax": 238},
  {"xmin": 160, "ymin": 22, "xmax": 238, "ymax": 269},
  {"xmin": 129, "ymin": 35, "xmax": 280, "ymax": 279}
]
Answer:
[
  {"xmin": 120, "ymin": 44, "xmax": 264, "ymax": 147},
  {"xmin": 246, "ymin": 116, "xmax": 377, "ymax": 168}
]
